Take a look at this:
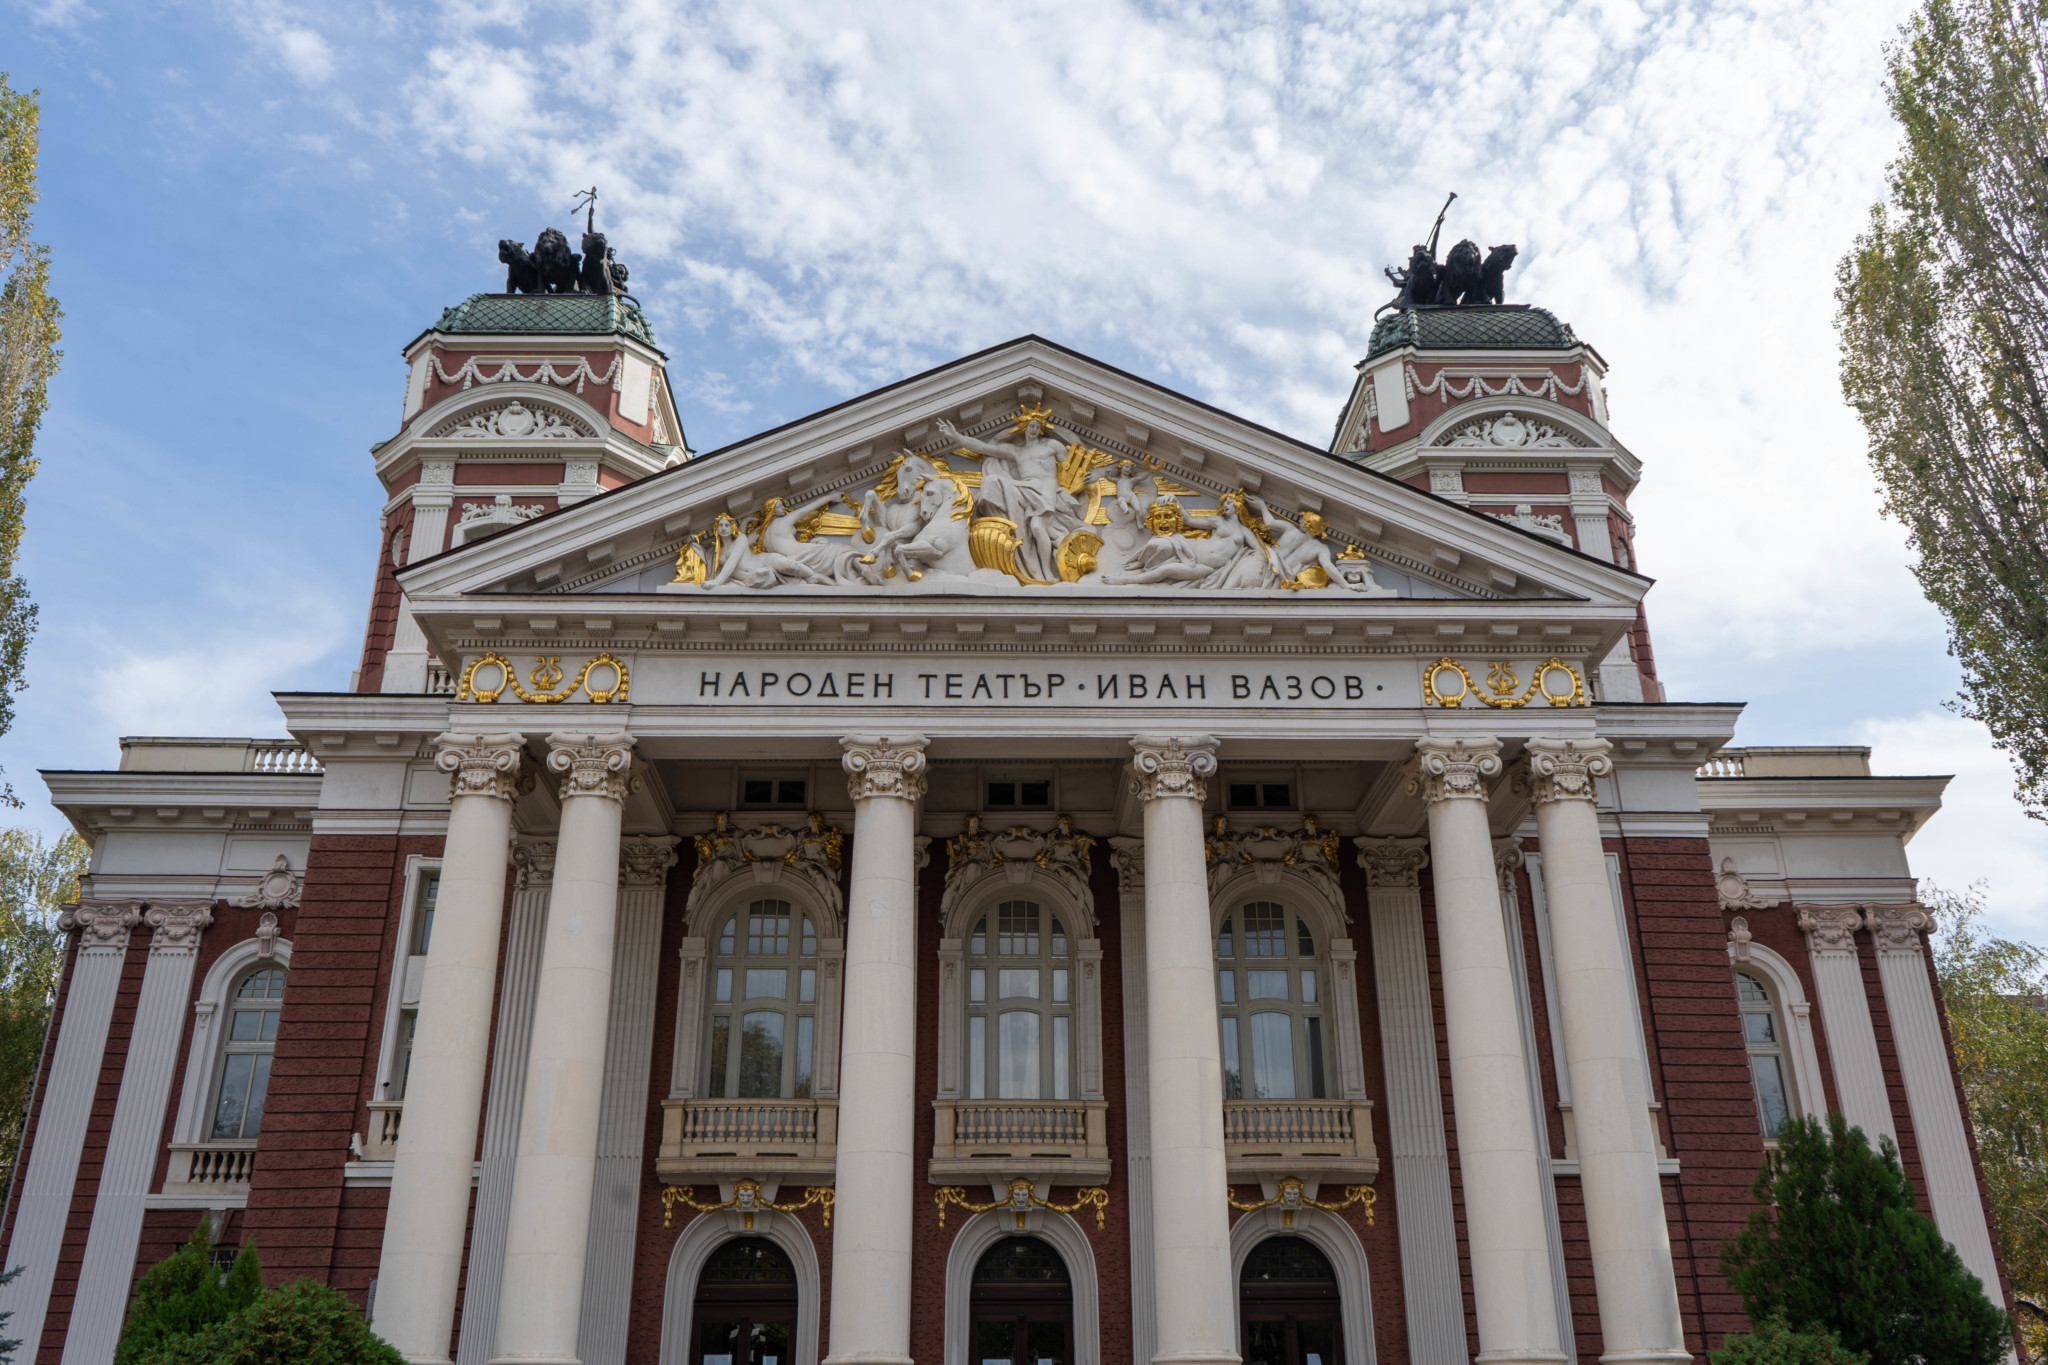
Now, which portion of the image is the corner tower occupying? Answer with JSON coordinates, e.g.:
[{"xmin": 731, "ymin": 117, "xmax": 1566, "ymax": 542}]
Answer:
[
  {"xmin": 355, "ymin": 291, "xmax": 690, "ymax": 693},
  {"xmin": 1331, "ymin": 302, "xmax": 1660, "ymax": 701}
]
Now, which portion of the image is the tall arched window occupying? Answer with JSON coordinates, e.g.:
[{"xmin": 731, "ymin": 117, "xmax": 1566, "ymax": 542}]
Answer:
[
  {"xmin": 707, "ymin": 900, "xmax": 818, "ymax": 1099},
  {"xmin": 970, "ymin": 1237, "xmax": 1072, "ymax": 1365},
  {"xmin": 690, "ymin": 1237, "xmax": 797, "ymax": 1365},
  {"xmin": 211, "ymin": 964, "xmax": 286, "ymax": 1139},
  {"xmin": 964, "ymin": 901, "xmax": 1072, "ymax": 1100},
  {"xmin": 1216, "ymin": 903, "xmax": 1326, "ymax": 1101},
  {"xmin": 1735, "ymin": 970, "xmax": 1795, "ymax": 1140}
]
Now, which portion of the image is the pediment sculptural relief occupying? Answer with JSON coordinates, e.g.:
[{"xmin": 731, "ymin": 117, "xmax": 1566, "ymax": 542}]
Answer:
[{"xmin": 670, "ymin": 405, "xmax": 1396, "ymax": 595}]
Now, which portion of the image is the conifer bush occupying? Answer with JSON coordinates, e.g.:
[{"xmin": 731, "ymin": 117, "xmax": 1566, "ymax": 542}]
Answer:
[
  {"xmin": 1719, "ymin": 1114, "xmax": 2012, "ymax": 1365},
  {"xmin": 1709, "ymin": 1313, "xmax": 1866, "ymax": 1364},
  {"xmin": 115, "ymin": 1221, "xmax": 261, "ymax": 1365},
  {"xmin": 146, "ymin": 1281, "xmax": 404, "ymax": 1365}
]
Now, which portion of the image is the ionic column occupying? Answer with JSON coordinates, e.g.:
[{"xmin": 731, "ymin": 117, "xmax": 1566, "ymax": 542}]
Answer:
[
  {"xmin": 1407, "ymin": 736, "xmax": 1564, "ymax": 1365},
  {"xmin": 491, "ymin": 732, "xmax": 636, "ymax": 1365},
  {"xmin": 825, "ymin": 735, "xmax": 929, "ymax": 1365},
  {"xmin": 376, "ymin": 732, "xmax": 527, "ymax": 1365},
  {"xmin": 1130, "ymin": 735, "xmax": 1238, "ymax": 1365},
  {"xmin": 1520, "ymin": 738, "xmax": 1687, "ymax": 1365}
]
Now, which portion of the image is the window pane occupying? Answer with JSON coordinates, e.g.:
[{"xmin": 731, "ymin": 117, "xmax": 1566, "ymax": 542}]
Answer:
[
  {"xmin": 1249, "ymin": 1012, "xmax": 1296, "ymax": 1099},
  {"xmin": 794, "ymin": 1016, "xmax": 814, "ymax": 1099},
  {"xmin": 1752, "ymin": 1055, "xmax": 1790, "ymax": 1138},
  {"xmin": 390, "ymin": 1011, "xmax": 416, "ymax": 1101},
  {"xmin": 1021, "ymin": 780, "xmax": 1051, "ymax": 807},
  {"xmin": 259, "ymin": 1010, "xmax": 280, "ymax": 1042},
  {"xmin": 999, "ymin": 969, "xmax": 1040, "ymax": 999},
  {"xmin": 801, "ymin": 918, "xmax": 817, "ymax": 956},
  {"xmin": 745, "ymin": 968, "xmax": 788, "ymax": 1000},
  {"xmin": 1262, "ymin": 783, "xmax": 1291, "ymax": 808},
  {"xmin": 743, "ymin": 779, "xmax": 774, "ymax": 804},
  {"xmin": 1243, "ymin": 904, "xmax": 1286, "ymax": 956},
  {"xmin": 708, "ymin": 1016, "xmax": 730, "ymax": 1096},
  {"xmin": 212, "ymin": 1054, "xmax": 255, "ymax": 1139},
  {"xmin": 1052, "ymin": 969, "xmax": 1069, "ymax": 1004},
  {"xmin": 243, "ymin": 1054, "xmax": 272, "ymax": 1137},
  {"xmin": 1052, "ymin": 918, "xmax": 1068, "ymax": 957},
  {"xmin": 1297, "ymin": 918, "xmax": 1315, "ymax": 957},
  {"xmin": 1305, "ymin": 1016, "xmax": 1327, "ymax": 1100},
  {"xmin": 1220, "ymin": 1018, "xmax": 1242, "ymax": 1100},
  {"xmin": 230, "ymin": 1009, "xmax": 264, "ymax": 1042},
  {"xmin": 1229, "ymin": 783, "xmax": 1258, "ymax": 808},
  {"xmin": 988, "ymin": 781, "xmax": 1016, "ymax": 807},
  {"xmin": 998, "ymin": 1012, "xmax": 1041, "ymax": 1099},
  {"xmin": 969, "ymin": 968, "xmax": 986, "ymax": 1004},
  {"xmin": 240, "ymin": 968, "xmax": 285, "ymax": 1000},
  {"xmin": 1247, "ymin": 970, "xmax": 1289, "ymax": 1001},
  {"xmin": 718, "ymin": 918, "xmax": 735, "ymax": 955},
  {"xmin": 1300, "ymin": 970, "xmax": 1318, "ymax": 1005},
  {"xmin": 1217, "ymin": 918, "xmax": 1234, "ymax": 958},
  {"xmin": 714, "ymin": 968, "xmax": 733, "ymax": 1003},
  {"xmin": 1742, "ymin": 1012, "xmax": 1776, "ymax": 1044},
  {"xmin": 776, "ymin": 780, "xmax": 806, "ymax": 805},
  {"xmin": 1735, "ymin": 972, "xmax": 1768, "ymax": 1002},
  {"xmin": 1218, "ymin": 971, "xmax": 1236, "ymax": 1004},
  {"xmin": 738, "ymin": 1013, "xmax": 785, "ymax": 1097},
  {"xmin": 968, "ymin": 1016, "xmax": 986, "ymax": 1099},
  {"xmin": 414, "ymin": 878, "xmax": 438, "ymax": 956},
  {"xmin": 998, "ymin": 903, "xmax": 1041, "ymax": 956},
  {"xmin": 748, "ymin": 906, "xmax": 791, "ymax": 955},
  {"xmin": 970, "ymin": 918, "xmax": 987, "ymax": 955},
  {"xmin": 1053, "ymin": 1015, "xmax": 1070, "ymax": 1101},
  {"xmin": 799, "ymin": 968, "xmax": 816, "ymax": 1003}
]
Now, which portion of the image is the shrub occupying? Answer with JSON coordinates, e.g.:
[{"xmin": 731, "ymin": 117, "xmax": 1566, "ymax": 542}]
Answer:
[
  {"xmin": 146, "ymin": 1281, "xmax": 403, "ymax": 1365},
  {"xmin": 115, "ymin": 1222, "xmax": 261, "ymax": 1365},
  {"xmin": 1710, "ymin": 1313, "xmax": 1866, "ymax": 1364}
]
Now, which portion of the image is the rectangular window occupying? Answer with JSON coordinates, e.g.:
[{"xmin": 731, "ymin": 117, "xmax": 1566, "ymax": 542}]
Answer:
[
  {"xmin": 1219, "ymin": 971, "xmax": 1236, "ymax": 1004},
  {"xmin": 1249, "ymin": 1012, "xmax": 1295, "ymax": 1100},
  {"xmin": 738, "ymin": 1012, "xmax": 785, "ymax": 1097},
  {"xmin": 1304, "ymin": 1017, "xmax": 1327, "ymax": 1099},
  {"xmin": 1227, "ymin": 782, "xmax": 1293, "ymax": 809},
  {"xmin": 413, "ymin": 876, "xmax": 440, "ymax": 955},
  {"xmin": 1247, "ymin": 970, "xmax": 1289, "ymax": 1001},
  {"xmin": 986, "ymin": 777, "xmax": 1053, "ymax": 808},
  {"xmin": 969, "ymin": 968, "xmax": 986, "ymax": 1004},
  {"xmin": 1053, "ymin": 1016, "xmax": 1070, "ymax": 1101},
  {"xmin": 744, "ymin": 968, "xmax": 788, "ymax": 1000},
  {"xmin": 389, "ymin": 1010, "xmax": 417, "ymax": 1101},
  {"xmin": 999, "ymin": 969, "xmax": 1040, "ymax": 999},
  {"xmin": 1220, "ymin": 1018, "xmax": 1242, "ymax": 1100},
  {"xmin": 1300, "ymin": 970, "xmax": 1318, "ymax": 1005},
  {"xmin": 794, "ymin": 1016, "xmax": 814, "ymax": 1099},
  {"xmin": 968, "ymin": 1016, "xmax": 986, "ymax": 1099},
  {"xmin": 798, "ymin": 968, "xmax": 816, "ymax": 1003},
  {"xmin": 741, "ymin": 777, "xmax": 807, "ymax": 808},
  {"xmin": 1052, "ymin": 969, "xmax": 1069, "ymax": 1004},
  {"xmin": 714, "ymin": 968, "xmax": 733, "ymax": 1003},
  {"xmin": 997, "ymin": 1012, "xmax": 1041, "ymax": 1099},
  {"xmin": 708, "ymin": 1015, "xmax": 730, "ymax": 1096}
]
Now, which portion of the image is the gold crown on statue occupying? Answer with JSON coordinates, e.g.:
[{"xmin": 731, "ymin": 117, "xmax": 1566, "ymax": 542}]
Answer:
[{"xmin": 1011, "ymin": 404, "xmax": 1057, "ymax": 434}]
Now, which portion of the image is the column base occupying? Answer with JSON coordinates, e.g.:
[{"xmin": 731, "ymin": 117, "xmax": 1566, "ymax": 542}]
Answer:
[
  {"xmin": 822, "ymin": 1355, "xmax": 914, "ymax": 1365},
  {"xmin": 402, "ymin": 1358, "xmax": 455, "ymax": 1365},
  {"xmin": 1151, "ymin": 1353, "xmax": 1243, "ymax": 1365},
  {"xmin": 1475, "ymin": 1354, "xmax": 1568, "ymax": 1365},
  {"xmin": 1597, "ymin": 1353, "xmax": 1693, "ymax": 1365},
  {"xmin": 487, "ymin": 1356, "xmax": 581, "ymax": 1365}
]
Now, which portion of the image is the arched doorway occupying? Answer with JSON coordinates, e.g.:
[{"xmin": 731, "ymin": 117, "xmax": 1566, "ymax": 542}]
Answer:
[
  {"xmin": 689, "ymin": 1238, "xmax": 798, "ymax": 1365},
  {"xmin": 1240, "ymin": 1236, "xmax": 1343, "ymax": 1365},
  {"xmin": 969, "ymin": 1236, "xmax": 1073, "ymax": 1365}
]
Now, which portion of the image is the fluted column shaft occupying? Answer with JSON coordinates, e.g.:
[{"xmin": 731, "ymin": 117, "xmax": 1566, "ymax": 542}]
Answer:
[
  {"xmin": 1132, "ymin": 735, "xmax": 1239, "ymax": 1365},
  {"xmin": 378, "ymin": 733, "xmax": 527, "ymax": 1365},
  {"xmin": 491, "ymin": 732, "xmax": 637, "ymax": 1365},
  {"xmin": 1522, "ymin": 737, "xmax": 1688, "ymax": 1364},
  {"xmin": 1409, "ymin": 737, "xmax": 1565, "ymax": 1365},
  {"xmin": 825, "ymin": 735, "xmax": 928, "ymax": 1365}
]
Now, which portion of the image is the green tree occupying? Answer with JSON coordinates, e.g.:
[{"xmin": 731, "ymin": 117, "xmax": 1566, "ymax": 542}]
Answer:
[
  {"xmin": 0, "ymin": 76, "xmax": 54, "ymax": 799},
  {"xmin": 1710, "ymin": 1313, "xmax": 1867, "ymax": 1365},
  {"xmin": 1926, "ymin": 883, "xmax": 2048, "ymax": 1354},
  {"xmin": 0, "ymin": 827, "xmax": 84, "ymax": 1203},
  {"xmin": 143, "ymin": 1281, "xmax": 403, "ymax": 1365},
  {"xmin": 1836, "ymin": 0, "xmax": 2048, "ymax": 821},
  {"xmin": 114, "ymin": 1220, "xmax": 261, "ymax": 1365},
  {"xmin": 1721, "ymin": 1113, "xmax": 2012, "ymax": 1365}
]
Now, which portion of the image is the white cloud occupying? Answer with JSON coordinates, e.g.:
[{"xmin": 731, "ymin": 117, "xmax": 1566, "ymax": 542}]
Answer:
[{"xmin": 231, "ymin": 1, "xmax": 337, "ymax": 86}]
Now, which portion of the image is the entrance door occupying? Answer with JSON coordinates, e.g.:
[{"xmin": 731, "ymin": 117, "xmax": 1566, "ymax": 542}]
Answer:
[
  {"xmin": 1240, "ymin": 1236, "xmax": 1343, "ymax": 1365},
  {"xmin": 691, "ymin": 1238, "xmax": 799, "ymax": 1365},
  {"xmin": 968, "ymin": 1237, "xmax": 1073, "ymax": 1365}
]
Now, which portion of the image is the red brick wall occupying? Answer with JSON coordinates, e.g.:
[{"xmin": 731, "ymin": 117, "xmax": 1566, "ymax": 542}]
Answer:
[{"xmin": 355, "ymin": 521, "xmax": 404, "ymax": 694}]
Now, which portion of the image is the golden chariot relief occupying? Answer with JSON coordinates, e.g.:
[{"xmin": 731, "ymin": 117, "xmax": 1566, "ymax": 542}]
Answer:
[{"xmin": 669, "ymin": 406, "xmax": 1398, "ymax": 594}]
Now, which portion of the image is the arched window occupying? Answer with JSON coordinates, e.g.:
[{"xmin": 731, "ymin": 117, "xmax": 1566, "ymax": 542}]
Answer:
[
  {"xmin": 1240, "ymin": 1236, "xmax": 1342, "ymax": 1365},
  {"xmin": 970, "ymin": 1237, "xmax": 1072, "ymax": 1365},
  {"xmin": 211, "ymin": 965, "xmax": 286, "ymax": 1139},
  {"xmin": 964, "ymin": 901, "xmax": 1072, "ymax": 1100},
  {"xmin": 690, "ymin": 1237, "xmax": 797, "ymax": 1365},
  {"xmin": 706, "ymin": 900, "xmax": 819, "ymax": 1099},
  {"xmin": 1216, "ymin": 903, "xmax": 1326, "ymax": 1101},
  {"xmin": 1736, "ymin": 970, "xmax": 1795, "ymax": 1139}
]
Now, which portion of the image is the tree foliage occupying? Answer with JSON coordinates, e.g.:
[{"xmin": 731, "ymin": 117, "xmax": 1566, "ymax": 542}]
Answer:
[
  {"xmin": 115, "ymin": 1220, "xmax": 262, "ymax": 1365},
  {"xmin": 1836, "ymin": 0, "xmax": 2048, "ymax": 819},
  {"xmin": 1710, "ymin": 1313, "xmax": 1868, "ymax": 1365},
  {"xmin": 0, "ymin": 827, "xmax": 84, "ymax": 1204},
  {"xmin": 1720, "ymin": 1113, "xmax": 2012, "ymax": 1365},
  {"xmin": 0, "ymin": 76, "xmax": 53, "ymax": 797},
  {"xmin": 140, "ymin": 1280, "xmax": 402, "ymax": 1365},
  {"xmin": 1926, "ymin": 883, "xmax": 2048, "ymax": 1355}
]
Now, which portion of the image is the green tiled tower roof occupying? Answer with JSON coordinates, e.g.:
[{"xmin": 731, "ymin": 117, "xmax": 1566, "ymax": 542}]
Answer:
[
  {"xmin": 1364, "ymin": 304, "xmax": 1577, "ymax": 359},
  {"xmin": 434, "ymin": 293, "xmax": 657, "ymax": 347}
]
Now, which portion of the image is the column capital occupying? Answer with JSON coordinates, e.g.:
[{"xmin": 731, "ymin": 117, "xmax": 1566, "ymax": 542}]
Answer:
[
  {"xmin": 1353, "ymin": 836, "xmax": 1429, "ymax": 889},
  {"xmin": 59, "ymin": 899, "xmax": 142, "ymax": 950},
  {"xmin": 619, "ymin": 834, "xmax": 681, "ymax": 887},
  {"xmin": 1797, "ymin": 904, "xmax": 1865, "ymax": 956},
  {"xmin": 143, "ymin": 900, "xmax": 215, "ymax": 951},
  {"xmin": 1492, "ymin": 836, "xmax": 1525, "ymax": 891},
  {"xmin": 1403, "ymin": 736, "xmax": 1502, "ymax": 805},
  {"xmin": 1865, "ymin": 903, "xmax": 1932, "ymax": 954},
  {"xmin": 546, "ymin": 731, "xmax": 638, "ymax": 803},
  {"xmin": 1128, "ymin": 734, "xmax": 1218, "ymax": 803},
  {"xmin": 841, "ymin": 734, "xmax": 929, "ymax": 802},
  {"xmin": 435, "ymin": 731, "xmax": 529, "ymax": 802},
  {"xmin": 513, "ymin": 838, "xmax": 558, "ymax": 888},
  {"xmin": 1514, "ymin": 736, "xmax": 1614, "ymax": 806}
]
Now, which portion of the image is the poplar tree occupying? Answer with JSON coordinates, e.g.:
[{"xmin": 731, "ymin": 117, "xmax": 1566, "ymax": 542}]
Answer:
[
  {"xmin": 1836, "ymin": 0, "xmax": 2048, "ymax": 820},
  {"xmin": 0, "ymin": 829, "xmax": 84, "ymax": 1207},
  {"xmin": 0, "ymin": 77, "xmax": 52, "ymax": 797}
]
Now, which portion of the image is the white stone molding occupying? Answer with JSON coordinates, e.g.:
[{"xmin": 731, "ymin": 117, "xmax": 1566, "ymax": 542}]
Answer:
[
  {"xmin": 686, "ymin": 812, "xmax": 845, "ymax": 932},
  {"xmin": 1795, "ymin": 905, "xmax": 1896, "ymax": 1144},
  {"xmin": 1863, "ymin": 903, "xmax": 2005, "ymax": 1299},
  {"xmin": 1404, "ymin": 736, "xmax": 1503, "ymax": 805},
  {"xmin": 1434, "ymin": 409, "xmax": 1588, "ymax": 450},
  {"xmin": 1227, "ymin": 1207, "xmax": 1378, "ymax": 1365},
  {"xmin": 254, "ymin": 912, "xmax": 282, "ymax": 960},
  {"xmin": 172, "ymin": 935, "xmax": 297, "ymax": 1147},
  {"xmin": 435, "ymin": 731, "xmax": 529, "ymax": 802},
  {"xmin": 941, "ymin": 1213, "xmax": 1101, "ymax": 1365},
  {"xmin": 1, "ymin": 914, "xmax": 133, "ymax": 1352},
  {"xmin": 430, "ymin": 398, "xmax": 599, "ymax": 440},
  {"xmin": 234, "ymin": 855, "xmax": 302, "ymax": 910},
  {"xmin": 1128, "ymin": 734, "xmax": 1217, "ymax": 803},
  {"xmin": 939, "ymin": 814, "xmax": 1095, "ymax": 929},
  {"xmin": 578, "ymin": 839, "xmax": 678, "ymax": 1365},
  {"xmin": 1716, "ymin": 858, "xmax": 1780, "ymax": 913},
  {"xmin": 62, "ymin": 902, "xmax": 217, "ymax": 1365},
  {"xmin": 841, "ymin": 734, "xmax": 930, "ymax": 801},
  {"xmin": 546, "ymin": 730, "xmax": 638, "ymax": 803},
  {"xmin": 1204, "ymin": 816, "xmax": 1345, "ymax": 925},
  {"xmin": 1727, "ymin": 916, "xmax": 1753, "ymax": 964},
  {"xmin": 1352, "ymin": 836, "xmax": 1463, "ymax": 1364},
  {"xmin": 1516, "ymin": 736, "xmax": 1614, "ymax": 807},
  {"xmin": 1728, "ymin": 941, "xmax": 1826, "ymax": 1125},
  {"xmin": 658, "ymin": 1211, "xmax": 822, "ymax": 1365},
  {"xmin": 1109, "ymin": 835, "xmax": 1158, "ymax": 1365}
]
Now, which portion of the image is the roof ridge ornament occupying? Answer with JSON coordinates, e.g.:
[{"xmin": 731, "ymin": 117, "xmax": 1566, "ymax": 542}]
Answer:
[
  {"xmin": 495, "ymin": 186, "xmax": 634, "ymax": 301},
  {"xmin": 1378, "ymin": 191, "xmax": 1518, "ymax": 316}
]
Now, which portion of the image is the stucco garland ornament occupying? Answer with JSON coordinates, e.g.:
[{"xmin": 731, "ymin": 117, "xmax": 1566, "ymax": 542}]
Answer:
[
  {"xmin": 547, "ymin": 732, "xmax": 638, "ymax": 803},
  {"xmin": 1404, "ymin": 737, "xmax": 1503, "ymax": 805},
  {"xmin": 1128, "ymin": 735, "xmax": 1218, "ymax": 802},
  {"xmin": 435, "ymin": 732, "xmax": 528, "ymax": 802},
  {"xmin": 1716, "ymin": 858, "xmax": 1780, "ymax": 913},
  {"xmin": 235, "ymin": 855, "xmax": 302, "ymax": 910},
  {"xmin": 940, "ymin": 814, "xmax": 1095, "ymax": 924},
  {"xmin": 842, "ymin": 735, "xmax": 930, "ymax": 802},
  {"xmin": 424, "ymin": 352, "xmax": 622, "ymax": 394},
  {"xmin": 1515, "ymin": 737, "xmax": 1614, "ymax": 806}
]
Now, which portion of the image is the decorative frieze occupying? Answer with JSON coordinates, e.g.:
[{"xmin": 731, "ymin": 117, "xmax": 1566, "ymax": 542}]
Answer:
[
  {"xmin": 1127, "ymin": 735, "xmax": 1217, "ymax": 803},
  {"xmin": 143, "ymin": 901, "xmax": 214, "ymax": 951},
  {"xmin": 619, "ymin": 835, "xmax": 681, "ymax": 888},
  {"xmin": 59, "ymin": 901, "xmax": 142, "ymax": 949},
  {"xmin": 1865, "ymin": 903, "xmax": 1933, "ymax": 954},
  {"xmin": 435, "ymin": 731, "xmax": 529, "ymax": 802},
  {"xmin": 1515, "ymin": 736, "xmax": 1612, "ymax": 806},
  {"xmin": 687, "ymin": 814, "xmax": 844, "ymax": 925},
  {"xmin": 1404, "ymin": 736, "xmax": 1502, "ymax": 805},
  {"xmin": 546, "ymin": 731, "xmax": 637, "ymax": 803},
  {"xmin": 1353, "ymin": 837, "xmax": 1429, "ymax": 889},
  {"xmin": 1204, "ymin": 816, "xmax": 1343, "ymax": 917},
  {"xmin": 234, "ymin": 855, "xmax": 301, "ymax": 910},
  {"xmin": 841, "ymin": 735, "xmax": 929, "ymax": 802},
  {"xmin": 1796, "ymin": 905, "xmax": 1865, "ymax": 956},
  {"xmin": 942, "ymin": 814, "xmax": 1095, "ymax": 924}
]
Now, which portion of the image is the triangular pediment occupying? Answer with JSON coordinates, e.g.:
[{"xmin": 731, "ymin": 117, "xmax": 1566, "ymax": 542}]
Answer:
[{"xmin": 401, "ymin": 338, "xmax": 1646, "ymax": 612}]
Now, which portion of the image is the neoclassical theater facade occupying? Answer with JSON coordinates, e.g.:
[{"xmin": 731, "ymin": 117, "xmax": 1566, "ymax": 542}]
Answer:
[{"xmin": 2, "ymin": 286, "xmax": 2017, "ymax": 1365}]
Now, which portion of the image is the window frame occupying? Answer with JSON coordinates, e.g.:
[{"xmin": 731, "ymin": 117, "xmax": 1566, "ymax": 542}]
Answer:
[
  {"xmin": 962, "ymin": 899, "xmax": 1075, "ymax": 1101},
  {"xmin": 171, "ymin": 931, "xmax": 296, "ymax": 1147},
  {"xmin": 373, "ymin": 857, "xmax": 443, "ymax": 1104},
  {"xmin": 1735, "ymin": 967, "xmax": 1798, "ymax": 1143},
  {"xmin": 703, "ymin": 897, "xmax": 823, "ymax": 1100},
  {"xmin": 208, "ymin": 963, "xmax": 287, "ymax": 1140},
  {"xmin": 1214, "ymin": 898, "xmax": 1330, "ymax": 1102}
]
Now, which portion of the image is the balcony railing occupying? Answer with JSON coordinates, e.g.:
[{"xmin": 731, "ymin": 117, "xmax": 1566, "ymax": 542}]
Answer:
[
  {"xmin": 351, "ymin": 1100, "xmax": 404, "ymax": 1162},
  {"xmin": 657, "ymin": 1098, "xmax": 837, "ymax": 1181},
  {"xmin": 929, "ymin": 1099, "xmax": 1111, "ymax": 1184},
  {"xmin": 1696, "ymin": 752, "xmax": 1748, "ymax": 778},
  {"xmin": 163, "ymin": 1141, "xmax": 257, "ymax": 1192},
  {"xmin": 1224, "ymin": 1099, "xmax": 1378, "ymax": 1181}
]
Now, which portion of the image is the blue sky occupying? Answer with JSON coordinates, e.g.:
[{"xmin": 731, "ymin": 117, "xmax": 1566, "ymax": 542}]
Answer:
[{"xmin": 8, "ymin": 0, "xmax": 2046, "ymax": 940}]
